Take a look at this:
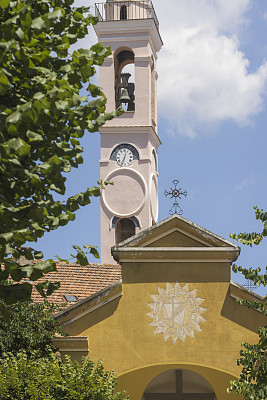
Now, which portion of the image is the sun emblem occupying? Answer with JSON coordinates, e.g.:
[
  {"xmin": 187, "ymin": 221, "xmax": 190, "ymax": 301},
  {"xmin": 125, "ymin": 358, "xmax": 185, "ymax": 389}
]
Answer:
[{"xmin": 147, "ymin": 282, "xmax": 206, "ymax": 343}]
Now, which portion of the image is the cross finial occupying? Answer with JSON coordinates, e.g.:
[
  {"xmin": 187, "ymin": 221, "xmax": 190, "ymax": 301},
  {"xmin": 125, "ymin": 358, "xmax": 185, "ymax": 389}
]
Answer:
[
  {"xmin": 243, "ymin": 280, "xmax": 258, "ymax": 292},
  {"xmin": 165, "ymin": 180, "xmax": 187, "ymax": 216}
]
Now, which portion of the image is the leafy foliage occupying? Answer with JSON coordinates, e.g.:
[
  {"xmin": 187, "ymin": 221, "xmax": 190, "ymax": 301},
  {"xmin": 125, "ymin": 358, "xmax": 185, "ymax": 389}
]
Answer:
[
  {"xmin": 228, "ymin": 207, "xmax": 267, "ymax": 400},
  {"xmin": 0, "ymin": 299, "xmax": 66, "ymax": 359},
  {"xmin": 0, "ymin": 352, "xmax": 129, "ymax": 400},
  {"xmin": 0, "ymin": 0, "xmax": 121, "ymax": 308}
]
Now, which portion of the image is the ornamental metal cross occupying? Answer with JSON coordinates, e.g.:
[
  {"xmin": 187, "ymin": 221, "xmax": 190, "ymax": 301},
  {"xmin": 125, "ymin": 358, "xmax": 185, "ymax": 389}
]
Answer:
[
  {"xmin": 144, "ymin": 370, "xmax": 215, "ymax": 400},
  {"xmin": 243, "ymin": 280, "xmax": 258, "ymax": 291},
  {"xmin": 165, "ymin": 180, "xmax": 187, "ymax": 216}
]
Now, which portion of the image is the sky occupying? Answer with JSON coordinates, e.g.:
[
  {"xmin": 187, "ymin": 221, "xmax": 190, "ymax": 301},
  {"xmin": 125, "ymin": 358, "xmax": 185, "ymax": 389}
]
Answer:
[{"xmin": 37, "ymin": 0, "xmax": 267, "ymax": 296}]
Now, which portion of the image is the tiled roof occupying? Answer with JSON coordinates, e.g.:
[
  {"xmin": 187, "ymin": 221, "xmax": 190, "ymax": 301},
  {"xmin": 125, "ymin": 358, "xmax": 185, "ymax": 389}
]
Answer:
[{"xmin": 31, "ymin": 262, "xmax": 121, "ymax": 306}]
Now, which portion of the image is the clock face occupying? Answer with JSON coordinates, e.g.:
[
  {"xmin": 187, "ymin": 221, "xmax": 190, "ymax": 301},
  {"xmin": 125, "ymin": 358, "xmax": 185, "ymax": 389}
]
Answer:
[
  {"xmin": 116, "ymin": 148, "xmax": 134, "ymax": 166},
  {"xmin": 110, "ymin": 143, "xmax": 139, "ymax": 162}
]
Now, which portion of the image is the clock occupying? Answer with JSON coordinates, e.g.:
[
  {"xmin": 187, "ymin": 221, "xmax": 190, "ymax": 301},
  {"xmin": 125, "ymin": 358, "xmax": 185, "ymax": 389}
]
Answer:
[
  {"xmin": 116, "ymin": 148, "xmax": 134, "ymax": 166},
  {"xmin": 110, "ymin": 143, "xmax": 139, "ymax": 163}
]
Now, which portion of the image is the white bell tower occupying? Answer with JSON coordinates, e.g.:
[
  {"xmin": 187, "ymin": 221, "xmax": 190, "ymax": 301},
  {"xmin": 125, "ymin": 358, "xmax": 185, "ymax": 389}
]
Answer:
[{"xmin": 94, "ymin": 0, "xmax": 163, "ymax": 263}]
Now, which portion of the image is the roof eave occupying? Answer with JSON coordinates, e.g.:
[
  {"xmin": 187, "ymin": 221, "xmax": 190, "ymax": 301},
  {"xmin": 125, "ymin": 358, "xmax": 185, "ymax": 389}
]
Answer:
[{"xmin": 112, "ymin": 247, "xmax": 240, "ymax": 263}]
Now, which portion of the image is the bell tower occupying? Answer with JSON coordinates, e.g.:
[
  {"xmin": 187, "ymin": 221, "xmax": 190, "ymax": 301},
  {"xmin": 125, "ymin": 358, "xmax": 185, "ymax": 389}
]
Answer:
[{"xmin": 94, "ymin": 0, "xmax": 163, "ymax": 263}]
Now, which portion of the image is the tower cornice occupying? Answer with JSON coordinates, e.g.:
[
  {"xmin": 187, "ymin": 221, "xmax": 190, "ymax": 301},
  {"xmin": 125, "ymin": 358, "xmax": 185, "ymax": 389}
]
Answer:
[
  {"xmin": 99, "ymin": 125, "xmax": 162, "ymax": 147},
  {"xmin": 94, "ymin": 19, "xmax": 163, "ymax": 53}
]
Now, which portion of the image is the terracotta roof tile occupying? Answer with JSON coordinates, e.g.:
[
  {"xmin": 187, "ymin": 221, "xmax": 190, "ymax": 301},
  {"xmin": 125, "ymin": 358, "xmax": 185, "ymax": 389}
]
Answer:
[{"xmin": 31, "ymin": 262, "xmax": 121, "ymax": 306}]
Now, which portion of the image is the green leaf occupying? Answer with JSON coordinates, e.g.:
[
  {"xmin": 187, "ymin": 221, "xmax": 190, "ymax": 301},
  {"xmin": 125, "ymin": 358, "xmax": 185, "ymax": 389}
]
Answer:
[
  {"xmin": 21, "ymin": 260, "xmax": 56, "ymax": 281},
  {"xmin": 46, "ymin": 281, "xmax": 60, "ymax": 296},
  {"xmin": 76, "ymin": 251, "xmax": 89, "ymax": 266},
  {"xmin": 31, "ymin": 16, "xmax": 45, "ymax": 30},
  {"xmin": 6, "ymin": 110, "xmax": 21, "ymax": 124},
  {"xmin": 49, "ymin": 154, "xmax": 62, "ymax": 165},
  {"xmin": 0, "ymin": 282, "xmax": 32, "ymax": 305},
  {"xmin": 90, "ymin": 247, "xmax": 100, "ymax": 259},
  {"xmin": 26, "ymin": 130, "xmax": 43, "ymax": 142},
  {"xmin": 0, "ymin": 0, "xmax": 10, "ymax": 9},
  {"xmin": 47, "ymin": 8, "xmax": 65, "ymax": 20},
  {"xmin": 6, "ymin": 138, "xmax": 31, "ymax": 156},
  {"xmin": 0, "ymin": 69, "xmax": 11, "ymax": 95},
  {"xmin": 33, "ymin": 250, "xmax": 43, "ymax": 259}
]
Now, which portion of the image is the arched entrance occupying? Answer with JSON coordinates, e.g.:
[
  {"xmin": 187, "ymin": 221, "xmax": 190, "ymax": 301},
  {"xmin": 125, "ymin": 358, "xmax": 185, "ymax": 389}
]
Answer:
[
  {"xmin": 117, "ymin": 364, "xmax": 240, "ymax": 400},
  {"xmin": 143, "ymin": 369, "xmax": 216, "ymax": 400}
]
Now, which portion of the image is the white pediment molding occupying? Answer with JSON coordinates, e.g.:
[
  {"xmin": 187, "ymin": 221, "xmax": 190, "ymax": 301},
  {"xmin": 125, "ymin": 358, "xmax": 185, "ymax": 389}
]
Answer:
[{"xmin": 112, "ymin": 215, "xmax": 240, "ymax": 263}]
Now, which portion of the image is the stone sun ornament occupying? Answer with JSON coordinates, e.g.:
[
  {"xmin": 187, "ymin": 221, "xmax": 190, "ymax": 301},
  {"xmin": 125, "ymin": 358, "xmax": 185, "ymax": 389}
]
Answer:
[{"xmin": 147, "ymin": 282, "xmax": 206, "ymax": 343}]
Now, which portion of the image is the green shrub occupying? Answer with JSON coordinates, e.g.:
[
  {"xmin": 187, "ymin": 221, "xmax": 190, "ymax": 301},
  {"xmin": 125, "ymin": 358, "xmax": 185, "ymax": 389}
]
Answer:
[
  {"xmin": 0, "ymin": 300, "xmax": 65, "ymax": 358},
  {"xmin": 0, "ymin": 352, "xmax": 128, "ymax": 400}
]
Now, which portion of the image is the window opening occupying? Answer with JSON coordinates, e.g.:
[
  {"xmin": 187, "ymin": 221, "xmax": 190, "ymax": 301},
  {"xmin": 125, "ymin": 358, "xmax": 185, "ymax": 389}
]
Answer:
[
  {"xmin": 115, "ymin": 50, "xmax": 135, "ymax": 111},
  {"xmin": 64, "ymin": 294, "xmax": 78, "ymax": 303},
  {"xmin": 120, "ymin": 5, "xmax": 127, "ymax": 20},
  {"xmin": 115, "ymin": 218, "xmax": 135, "ymax": 244},
  {"xmin": 152, "ymin": 149, "xmax": 157, "ymax": 172}
]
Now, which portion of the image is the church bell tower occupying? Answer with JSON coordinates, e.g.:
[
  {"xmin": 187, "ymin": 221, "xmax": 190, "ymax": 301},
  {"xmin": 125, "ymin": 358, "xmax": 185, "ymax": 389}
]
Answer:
[{"xmin": 94, "ymin": 0, "xmax": 163, "ymax": 263}]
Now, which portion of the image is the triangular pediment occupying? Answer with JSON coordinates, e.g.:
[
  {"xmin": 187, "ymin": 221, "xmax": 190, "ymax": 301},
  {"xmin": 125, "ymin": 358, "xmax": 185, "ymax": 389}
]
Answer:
[
  {"xmin": 115, "ymin": 215, "xmax": 237, "ymax": 248},
  {"xmin": 112, "ymin": 215, "xmax": 240, "ymax": 263}
]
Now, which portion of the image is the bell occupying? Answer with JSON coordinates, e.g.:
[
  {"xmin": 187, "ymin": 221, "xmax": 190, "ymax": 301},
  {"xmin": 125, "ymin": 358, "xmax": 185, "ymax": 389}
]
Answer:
[{"xmin": 120, "ymin": 88, "xmax": 130, "ymax": 104}]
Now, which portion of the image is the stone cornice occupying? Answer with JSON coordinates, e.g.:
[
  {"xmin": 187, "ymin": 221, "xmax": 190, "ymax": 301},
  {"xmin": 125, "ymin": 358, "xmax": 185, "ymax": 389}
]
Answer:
[
  {"xmin": 54, "ymin": 280, "xmax": 122, "ymax": 326},
  {"xmin": 112, "ymin": 246, "xmax": 241, "ymax": 263},
  {"xmin": 99, "ymin": 125, "xmax": 162, "ymax": 147},
  {"xmin": 94, "ymin": 19, "xmax": 163, "ymax": 53}
]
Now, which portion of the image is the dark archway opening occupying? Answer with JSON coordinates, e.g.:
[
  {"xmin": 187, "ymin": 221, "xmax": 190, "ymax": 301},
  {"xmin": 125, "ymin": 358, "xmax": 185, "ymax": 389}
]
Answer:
[
  {"xmin": 120, "ymin": 5, "xmax": 127, "ymax": 20},
  {"xmin": 115, "ymin": 218, "xmax": 135, "ymax": 244},
  {"xmin": 143, "ymin": 369, "xmax": 216, "ymax": 400},
  {"xmin": 115, "ymin": 49, "xmax": 135, "ymax": 111}
]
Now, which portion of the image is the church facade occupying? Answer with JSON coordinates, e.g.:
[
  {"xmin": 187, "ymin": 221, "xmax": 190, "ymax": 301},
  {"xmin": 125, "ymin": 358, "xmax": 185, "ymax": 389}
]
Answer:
[
  {"xmin": 54, "ymin": 214, "xmax": 265, "ymax": 400},
  {"xmin": 49, "ymin": 2, "xmax": 265, "ymax": 400}
]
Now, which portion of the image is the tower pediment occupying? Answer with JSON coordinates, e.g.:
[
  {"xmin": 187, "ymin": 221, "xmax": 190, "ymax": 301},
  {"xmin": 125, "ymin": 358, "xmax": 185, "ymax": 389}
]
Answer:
[{"xmin": 112, "ymin": 214, "xmax": 240, "ymax": 263}]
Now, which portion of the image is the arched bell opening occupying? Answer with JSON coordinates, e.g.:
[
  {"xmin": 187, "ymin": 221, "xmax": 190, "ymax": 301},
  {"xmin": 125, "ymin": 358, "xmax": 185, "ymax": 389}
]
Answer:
[
  {"xmin": 150, "ymin": 55, "xmax": 157, "ymax": 124},
  {"xmin": 152, "ymin": 149, "xmax": 158, "ymax": 172},
  {"xmin": 115, "ymin": 218, "xmax": 136, "ymax": 244},
  {"xmin": 114, "ymin": 49, "xmax": 135, "ymax": 111},
  {"xmin": 142, "ymin": 369, "xmax": 217, "ymax": 400},
  {"xmin": 120, "ymin": 5, "xmax": 127, "ymax": 20}
]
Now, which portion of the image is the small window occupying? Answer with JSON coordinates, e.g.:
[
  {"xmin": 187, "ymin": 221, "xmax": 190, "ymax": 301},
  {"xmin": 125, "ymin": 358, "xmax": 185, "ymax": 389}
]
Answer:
[
  {"xmin": 115, "ymin": 218, "xmax": 135, "ymax": 244},
  {"xmin": 64, "ymin": 294, "xmax": 78, "ymax": 302},
  {"xmin": 120, "ymin": 5, "xmax": 127, "ymax": 20}
]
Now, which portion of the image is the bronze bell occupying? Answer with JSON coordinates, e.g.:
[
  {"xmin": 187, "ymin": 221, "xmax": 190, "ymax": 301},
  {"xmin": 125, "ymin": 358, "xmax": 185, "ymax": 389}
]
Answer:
[{"xmin": 120, "ymin": 88, "xmax": 130, "ymax": 104}]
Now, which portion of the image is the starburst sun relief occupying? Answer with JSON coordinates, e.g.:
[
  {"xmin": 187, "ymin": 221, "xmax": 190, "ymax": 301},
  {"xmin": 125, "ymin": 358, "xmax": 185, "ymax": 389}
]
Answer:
[{"xmin": 147, "ymin": 282, "xmax": 206, "ymax": 344}]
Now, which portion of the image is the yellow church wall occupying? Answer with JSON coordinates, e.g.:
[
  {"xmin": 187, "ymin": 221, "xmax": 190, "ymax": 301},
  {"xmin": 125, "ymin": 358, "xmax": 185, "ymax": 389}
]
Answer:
[
  {"xmin": 62, "ymin": 259, "xmax": 265, "ymax": 400},
  {"xmin": 146, "ymin": 230, "xmax": 207, "ymax": 247},
  {"xmin": 117, "ymin": 364, "xmax": 241, "ymax": 400}
]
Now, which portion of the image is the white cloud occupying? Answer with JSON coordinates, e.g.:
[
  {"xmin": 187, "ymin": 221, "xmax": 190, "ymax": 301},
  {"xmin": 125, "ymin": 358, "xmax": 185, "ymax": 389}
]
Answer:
[
  {"xmin": 73, "ymin": 0, "xmax": 267, "ymax": 138},
  {"xmin": 153, "ymin": 0, "xmax": 267, "ymax": 137}
]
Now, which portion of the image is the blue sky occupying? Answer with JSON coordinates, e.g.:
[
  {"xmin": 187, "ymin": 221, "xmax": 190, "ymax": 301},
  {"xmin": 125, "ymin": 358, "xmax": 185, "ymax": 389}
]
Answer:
[{"xmin": 37, "ymin": 0, "xmax": 267, "ymax": 295}]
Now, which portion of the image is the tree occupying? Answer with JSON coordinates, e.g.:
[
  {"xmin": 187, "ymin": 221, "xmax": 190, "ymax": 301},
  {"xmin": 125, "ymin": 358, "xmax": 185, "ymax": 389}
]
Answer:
[
  {"xmin": 0, "ymin": 352, "xmax": 129, "ymax": 400},
  {"xmin": 0, "ymin": 0, "xmax": 121, "ymax": 310},
  {"xmin": 228, "ymin": 206, "xmax": 267, "ymax": 400},
  {"xmin": 0, "ymin": 299, "xmax": 66, "ymax": 358}
]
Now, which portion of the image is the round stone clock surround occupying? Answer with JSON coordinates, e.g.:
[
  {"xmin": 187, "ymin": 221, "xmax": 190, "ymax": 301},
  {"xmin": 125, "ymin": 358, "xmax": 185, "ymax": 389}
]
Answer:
[{"xmin": 102, "ymin": 168, "xmax": 147, "ymax": 217}]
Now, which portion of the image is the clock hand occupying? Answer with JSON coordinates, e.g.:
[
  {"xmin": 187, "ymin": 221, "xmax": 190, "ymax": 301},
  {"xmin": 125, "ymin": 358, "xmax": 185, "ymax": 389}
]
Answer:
[{"xmin": 122, "ymin": 149, "xmax": 127, "ymax": 164}]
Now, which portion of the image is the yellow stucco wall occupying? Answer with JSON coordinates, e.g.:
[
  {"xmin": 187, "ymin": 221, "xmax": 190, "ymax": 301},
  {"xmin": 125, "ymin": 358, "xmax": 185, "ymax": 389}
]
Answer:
[
  {"xmin": 59, "ymin": 219, "xmax": 266, "ymax": 400},
  {"xmin": 62, "ymin": 262, "xmax": 265, "ymax": 400}
]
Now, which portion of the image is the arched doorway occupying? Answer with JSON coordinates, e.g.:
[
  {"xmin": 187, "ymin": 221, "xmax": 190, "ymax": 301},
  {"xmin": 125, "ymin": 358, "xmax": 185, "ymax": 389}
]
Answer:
[{"xmin": 143, "ymin": 369, "xmax": 217, "ymax": 400}]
